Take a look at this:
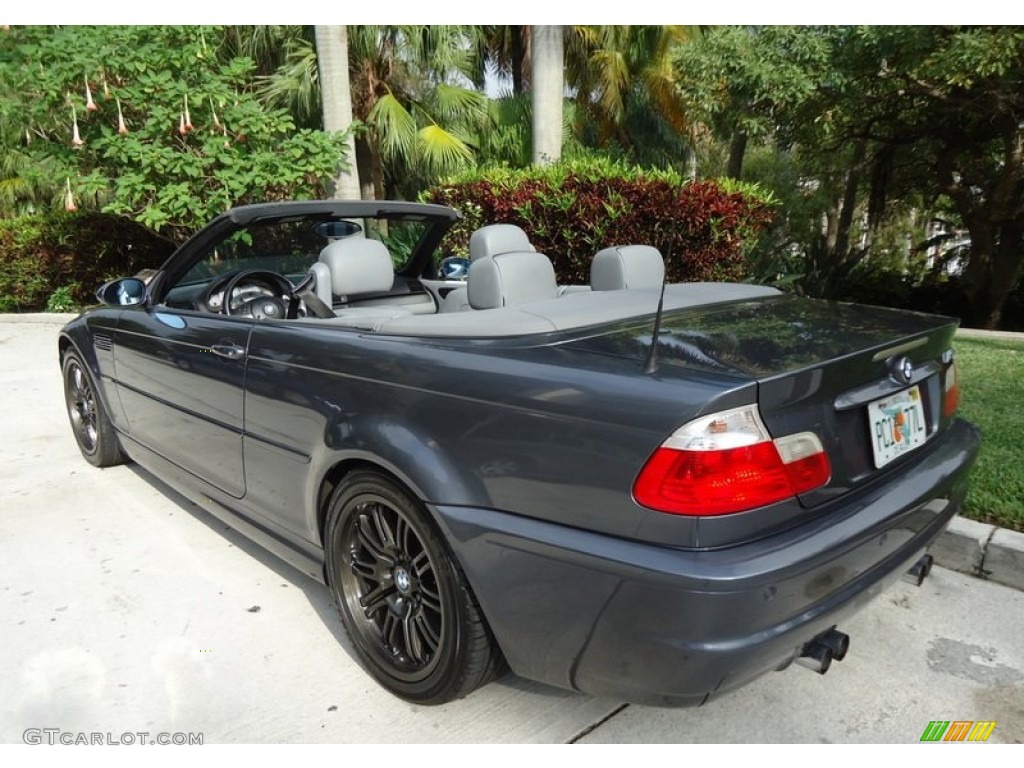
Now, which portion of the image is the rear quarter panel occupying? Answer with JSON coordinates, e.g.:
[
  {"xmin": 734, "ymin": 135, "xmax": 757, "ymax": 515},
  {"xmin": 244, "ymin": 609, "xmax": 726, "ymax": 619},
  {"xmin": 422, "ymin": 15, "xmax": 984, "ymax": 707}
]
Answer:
[{"xmin": 241, "ymin": 322, "xmax": 756, "ymax": 549}]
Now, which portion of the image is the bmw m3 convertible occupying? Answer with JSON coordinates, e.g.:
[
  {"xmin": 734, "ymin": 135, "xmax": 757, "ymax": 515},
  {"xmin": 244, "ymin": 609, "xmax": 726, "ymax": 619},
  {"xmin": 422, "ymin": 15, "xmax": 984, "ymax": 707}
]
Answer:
[{"xmin": 59, "ymin": 200, "xmax": 980, "ymax": 706}]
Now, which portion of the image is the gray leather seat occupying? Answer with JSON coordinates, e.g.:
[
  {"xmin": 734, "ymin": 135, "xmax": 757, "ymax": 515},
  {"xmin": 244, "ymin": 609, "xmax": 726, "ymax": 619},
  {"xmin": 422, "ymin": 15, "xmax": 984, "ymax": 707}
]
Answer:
[
  {"xmin": 590, "ymin": 245, "xmax": 665, "ymax": 291},
  {"xmin": 445, "ymin": 224, "xmax": 543, "ymax": 312},
  {"xmin": 469, "ymin": 224, "xmax": 533, "ymax": 261},
  {"xmin": 468, "ymin": 250, "xmax": 560, "ymax": 309},
  {"xmin": 314, "ymin": 238, "xmax": 411, "ymax": 318}
]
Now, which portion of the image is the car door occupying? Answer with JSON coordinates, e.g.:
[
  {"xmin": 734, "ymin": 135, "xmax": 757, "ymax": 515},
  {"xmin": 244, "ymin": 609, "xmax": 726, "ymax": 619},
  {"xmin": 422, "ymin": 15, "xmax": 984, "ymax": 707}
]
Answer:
[
  {"xmin": 109, "ymin": 213, "xmax": 339, "ymax": 499},
  {"xmin": 113, "ymin": 307, "xmax": 251, "ymax": 498}
]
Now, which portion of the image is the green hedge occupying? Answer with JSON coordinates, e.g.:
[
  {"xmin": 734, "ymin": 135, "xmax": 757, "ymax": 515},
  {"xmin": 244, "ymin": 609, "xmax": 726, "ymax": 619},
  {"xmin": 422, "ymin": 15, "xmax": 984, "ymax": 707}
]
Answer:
[
  {"xmin": 0, "ymin": 212, "xmax": 175, "ymax": 312},
  {"xmin": 832, "ymin": 268, "xmax": 1024, "ymax": 331},
  {"xmin": 424, "ymin": 160, "xmax": 775, "ymax": 284}
]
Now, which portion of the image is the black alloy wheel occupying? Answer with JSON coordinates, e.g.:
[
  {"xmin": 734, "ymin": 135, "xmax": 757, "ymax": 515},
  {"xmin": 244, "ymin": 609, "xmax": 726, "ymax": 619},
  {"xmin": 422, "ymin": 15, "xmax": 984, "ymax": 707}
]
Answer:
[
  {"xmin": 324, "ymin": 470, "xmax": 504, "ymax": 704},
  {"xmin": 62, "ymin": 350, "xmax": 124, "ymax": 467}
]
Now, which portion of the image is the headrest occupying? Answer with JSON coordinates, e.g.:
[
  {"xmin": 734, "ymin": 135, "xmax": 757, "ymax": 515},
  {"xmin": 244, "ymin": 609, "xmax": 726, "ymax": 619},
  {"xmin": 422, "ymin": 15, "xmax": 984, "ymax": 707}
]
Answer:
[
  {"xmin": 469, "ymin": 224, "xmax": 532, "ymax": 262},
  {"xmin": 591, "ymin": 245, "xmax": 665, "ymax": 291},
  {"xmin": 468, "ymin": 251, "xmax": 559, "ymax": 310},
  {"xmin": 318, "ymin": 238, "xmax": 395, "ymax": 297}
]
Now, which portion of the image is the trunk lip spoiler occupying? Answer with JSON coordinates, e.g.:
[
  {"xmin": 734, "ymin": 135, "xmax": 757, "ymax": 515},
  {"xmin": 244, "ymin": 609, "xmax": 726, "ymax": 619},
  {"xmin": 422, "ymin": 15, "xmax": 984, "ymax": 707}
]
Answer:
[{"xmin": 870, "ymin": 337, "xmax": 929, "ymax": 361}]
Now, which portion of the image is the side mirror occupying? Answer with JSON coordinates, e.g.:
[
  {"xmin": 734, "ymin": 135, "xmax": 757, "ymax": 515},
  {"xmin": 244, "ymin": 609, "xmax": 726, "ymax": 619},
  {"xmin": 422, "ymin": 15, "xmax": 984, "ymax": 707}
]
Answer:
[
  {"xmin": 438, "ymin": 256, "xmax": 470, "ymax": 281},
  {"xmin": 96, "ymin": 277, "xmax": 147, "ymax": 308}
]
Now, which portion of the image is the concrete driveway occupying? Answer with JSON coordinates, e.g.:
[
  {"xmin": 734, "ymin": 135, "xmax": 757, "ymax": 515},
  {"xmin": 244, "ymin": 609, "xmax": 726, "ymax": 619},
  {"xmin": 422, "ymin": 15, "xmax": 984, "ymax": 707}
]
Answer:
[{"xmin": 1, "ymin": 317, "xmax": 1022, "ymax": 744}]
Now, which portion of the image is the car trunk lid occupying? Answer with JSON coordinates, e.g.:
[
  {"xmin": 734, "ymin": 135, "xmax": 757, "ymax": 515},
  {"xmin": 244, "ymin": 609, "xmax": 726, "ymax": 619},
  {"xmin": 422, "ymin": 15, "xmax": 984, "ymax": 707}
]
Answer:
[{"xmin": 566, "ymin": 293, "xmax": 960, "ymax": 506}]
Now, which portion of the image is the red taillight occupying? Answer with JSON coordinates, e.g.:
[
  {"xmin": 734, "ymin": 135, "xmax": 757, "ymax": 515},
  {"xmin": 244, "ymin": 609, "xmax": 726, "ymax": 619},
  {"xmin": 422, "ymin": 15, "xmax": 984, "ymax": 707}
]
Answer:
[
  {"xmin": 633, "ymin": 405, "xmax": 831, "ymax": 516},
  {"xmin": 943, "ymin": 359, "xmax": 960, "ymax": 418}
]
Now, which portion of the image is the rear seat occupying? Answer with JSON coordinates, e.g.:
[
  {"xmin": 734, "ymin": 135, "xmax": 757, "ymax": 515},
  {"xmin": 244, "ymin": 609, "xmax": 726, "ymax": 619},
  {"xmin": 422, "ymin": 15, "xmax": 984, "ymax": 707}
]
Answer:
[
  {"xmin": 591, "ymin": 245, "xmax": 665, "ymax": 291},
  {"xmin": 442, "ymin": 224, "xmax": 537, "ymax": 312}
]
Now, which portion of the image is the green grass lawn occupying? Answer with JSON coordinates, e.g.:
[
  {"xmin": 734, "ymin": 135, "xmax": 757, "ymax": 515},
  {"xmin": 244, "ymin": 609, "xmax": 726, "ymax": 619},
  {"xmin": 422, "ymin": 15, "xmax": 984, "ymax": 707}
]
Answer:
[{"xmin": 954, "ymin": 336, "xmax": 1024, "ymax": 531}]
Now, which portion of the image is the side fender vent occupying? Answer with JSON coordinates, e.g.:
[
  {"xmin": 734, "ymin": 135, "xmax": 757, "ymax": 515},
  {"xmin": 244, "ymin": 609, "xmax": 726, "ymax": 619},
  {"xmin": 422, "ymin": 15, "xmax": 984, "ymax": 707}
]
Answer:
[{"xmin": 94, "ymin": 333, "xmax": 113, "ymax": 352}]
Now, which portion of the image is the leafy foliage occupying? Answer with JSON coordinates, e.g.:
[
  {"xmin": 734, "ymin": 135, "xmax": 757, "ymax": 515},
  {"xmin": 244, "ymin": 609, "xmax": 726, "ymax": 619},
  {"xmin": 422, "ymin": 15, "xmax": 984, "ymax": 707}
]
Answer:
[
  {"xmin": 424, "ymin": 158, "xmax": 774, "ymax": 284},
  {"xmin": 672, "ymin": 25, "xmax": 1024, "ymax": 328},
  {"xmin": 0, "ymin": 211, "xmax": 175, "ymax": 312},
  {"xmin": 260, "ymin": 25, "xmax": 489, "ymax": 199},
  {"xmin": 0, "ymin": 26, "xmax": 351, "ymax": 241}
]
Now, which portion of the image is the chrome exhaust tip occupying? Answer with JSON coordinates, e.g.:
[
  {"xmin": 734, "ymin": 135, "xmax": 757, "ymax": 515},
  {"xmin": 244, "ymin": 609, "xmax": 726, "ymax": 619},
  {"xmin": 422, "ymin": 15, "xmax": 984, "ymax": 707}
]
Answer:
[{"xmin": 795, "ymin": 642, "xmax": 833, "ymax": 674}]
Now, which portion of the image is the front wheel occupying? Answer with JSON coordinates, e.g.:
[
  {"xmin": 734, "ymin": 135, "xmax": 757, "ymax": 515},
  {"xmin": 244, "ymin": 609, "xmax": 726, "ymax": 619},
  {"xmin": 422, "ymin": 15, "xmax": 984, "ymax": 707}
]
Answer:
[
  {"xmin": 324, "ymin": 470, "xmax": 504, "ymax": 704},
  {"xmin": 62, "ymin": 350, "xmax": 125, "ymax": 467}
]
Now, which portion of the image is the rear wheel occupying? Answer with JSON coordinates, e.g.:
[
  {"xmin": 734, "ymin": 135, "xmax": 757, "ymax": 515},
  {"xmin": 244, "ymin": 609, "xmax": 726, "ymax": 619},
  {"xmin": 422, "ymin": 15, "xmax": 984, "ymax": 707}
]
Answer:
[
  {"xmin": 62, "ymin": 350, "xmax": 125, "ymax": 467},
  {"xmin": 324, "ymin": 470, "xmax": 504, "ymax": 704}
]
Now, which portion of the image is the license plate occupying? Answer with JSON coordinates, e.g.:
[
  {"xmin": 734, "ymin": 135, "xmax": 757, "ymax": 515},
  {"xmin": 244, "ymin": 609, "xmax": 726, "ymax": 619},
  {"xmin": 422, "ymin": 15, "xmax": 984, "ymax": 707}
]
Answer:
[{"xmin": 868, "ymin": 385, "xmax": 928, "ymax": 468}]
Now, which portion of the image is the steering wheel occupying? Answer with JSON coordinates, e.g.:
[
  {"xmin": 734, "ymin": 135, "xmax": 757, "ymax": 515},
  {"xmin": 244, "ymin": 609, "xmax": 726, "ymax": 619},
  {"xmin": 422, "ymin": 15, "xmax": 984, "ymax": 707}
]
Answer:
[{"xmin": 203, "ymin": 269, "xmax": 299, "ymax": 319}]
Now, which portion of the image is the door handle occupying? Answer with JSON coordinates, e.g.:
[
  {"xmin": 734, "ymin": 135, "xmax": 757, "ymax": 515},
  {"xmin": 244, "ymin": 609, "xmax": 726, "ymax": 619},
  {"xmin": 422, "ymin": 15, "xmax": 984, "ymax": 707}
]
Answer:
[{"xmin": 210, "ymin": 342, "xmax": 246, "ymax": 360}]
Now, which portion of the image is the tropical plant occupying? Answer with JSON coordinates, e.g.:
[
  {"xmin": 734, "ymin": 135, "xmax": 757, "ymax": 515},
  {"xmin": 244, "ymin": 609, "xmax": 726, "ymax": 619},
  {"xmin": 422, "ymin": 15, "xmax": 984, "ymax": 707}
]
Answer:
[
  {"xmin": 0, "ymin": 25, "xmax": 351, "ymax": 240},
  {"xmin": 261, "ymin": 25, "xmax": 490, "ymax": 199},
  {"xmin": 315, "ymin": 25, "xmax": 361, "ymax": 199},
  {"xmin": 566, "ymin": 26, "xmax": 697, "ymax": 169},
  {"xmin": 425, "ymin": 158, "xmax": 775, "ymax": 284}
]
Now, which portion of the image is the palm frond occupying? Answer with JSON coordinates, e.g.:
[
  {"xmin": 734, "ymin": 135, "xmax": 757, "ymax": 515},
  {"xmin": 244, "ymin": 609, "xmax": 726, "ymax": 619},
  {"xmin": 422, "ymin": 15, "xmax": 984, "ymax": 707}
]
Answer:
[
  {"xmin": 369, "ymin": 91, "xmax": 417, "ymax": 162},
  {"xmin": 416, "ymin": 124, "xmax": 474, "ymax": 176},
  {"xmin": 431, "ymin": 83, "xmax": 489, "ymax": 124}
]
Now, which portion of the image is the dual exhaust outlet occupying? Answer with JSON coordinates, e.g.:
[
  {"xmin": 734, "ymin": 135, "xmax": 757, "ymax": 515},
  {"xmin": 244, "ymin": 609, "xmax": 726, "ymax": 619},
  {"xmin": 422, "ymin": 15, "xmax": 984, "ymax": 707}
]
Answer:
[
  {"xmin": 796, "ymin": 628, "xmax": 850, "ymax": 675},
  {"xmin": 796, "ymin": 553, "xmax": 934, "ymax": 675}
]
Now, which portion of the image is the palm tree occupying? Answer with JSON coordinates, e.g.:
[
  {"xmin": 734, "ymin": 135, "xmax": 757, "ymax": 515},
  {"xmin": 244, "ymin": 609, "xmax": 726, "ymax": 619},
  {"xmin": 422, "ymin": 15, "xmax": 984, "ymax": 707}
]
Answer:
[
  {"xmin": 478, "ymin": 26, "xmax": 530, "ymax": 95},
  {"xmin": 565, "ymin": 26, "xmax": 697, "ymax": 168},
  {"xmin": 531, "ymin": 25, "xmax": 564, "ymax": 166},
  {"xmin": 262, "ymin": 26, "xmax": 489, "ymax": 199},
  {"xmin": 314, "ymin": 25, "xmax": 361, "ymax": 200}
]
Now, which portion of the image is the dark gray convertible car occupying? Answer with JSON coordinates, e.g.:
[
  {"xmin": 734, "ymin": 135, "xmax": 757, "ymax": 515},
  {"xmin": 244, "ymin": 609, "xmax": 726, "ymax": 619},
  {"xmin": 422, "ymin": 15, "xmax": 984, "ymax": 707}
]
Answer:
[{"xmin": 59, "ymin": 200, "xmax": 980, "ymax": 706}]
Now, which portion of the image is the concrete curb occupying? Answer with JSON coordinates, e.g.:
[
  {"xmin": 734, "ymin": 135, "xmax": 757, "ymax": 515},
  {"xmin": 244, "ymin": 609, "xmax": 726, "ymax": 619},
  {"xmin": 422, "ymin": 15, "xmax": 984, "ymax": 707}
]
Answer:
[
  {"xmin": 1, "ymin": 314, "xmax": 1021, "ymax": 592},
  {"xmin": 955, "ymin": 327, "xmax": 1024, "ymax": 342},
  {"xmin": 0, "ymin": 312, "xmax": 78, "ymax": 324},
  {"xmin": 932, "ymin": 515, "xmax": 1024, "ymax": 591}
]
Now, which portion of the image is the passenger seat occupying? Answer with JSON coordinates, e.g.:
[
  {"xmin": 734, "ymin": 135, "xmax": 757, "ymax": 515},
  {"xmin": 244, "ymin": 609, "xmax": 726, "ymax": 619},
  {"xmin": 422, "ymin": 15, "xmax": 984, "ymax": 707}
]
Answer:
[{"xmin": 315, "ymin": 237, "xmax": 412, "ymax": 318}]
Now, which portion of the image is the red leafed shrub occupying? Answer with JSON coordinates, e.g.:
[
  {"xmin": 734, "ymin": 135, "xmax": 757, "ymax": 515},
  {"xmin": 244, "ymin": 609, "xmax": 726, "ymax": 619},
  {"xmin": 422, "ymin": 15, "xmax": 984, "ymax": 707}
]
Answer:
[{"xmin": 424, "ymin": 160, "xmax": 775, "ymax": 284}]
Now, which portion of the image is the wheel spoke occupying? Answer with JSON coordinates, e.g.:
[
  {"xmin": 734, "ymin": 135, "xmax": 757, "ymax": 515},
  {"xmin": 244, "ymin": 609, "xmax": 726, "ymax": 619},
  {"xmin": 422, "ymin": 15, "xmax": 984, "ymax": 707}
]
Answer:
[
  {"xmin": 396, "ymin": 515, "xmax": 412, "ymax": 555},
  {"xmin": 419, "ymin": 587, "xmax": 441, "ymax": 615},
  {"xmin": 382, "ymin": 612, "xmax": 399, "ymax": 650},
  {"xmin": 371, "ymin": 504, "xmax": 396, "ymax": 548},
  {"xmin": 355, "ymin": 514, "xmax": 394, "ymax": 566},
  {"xmin": 350, "ymin": 552, "xmax": 376, "ymax": 579},
  {"xmin": 402, "ymin": 611, "xmax": 425, "ymax": 664},
  {"xmin": 359, "ymin": 581, "xmax": 396, "ymax": 616},
  {"xmin": 413, "ymin": 611, "xmax": 441, "ymax": 652},
  {"xmin": 411, "ymin": 550, "xmax": 431, "ymax": 575}
]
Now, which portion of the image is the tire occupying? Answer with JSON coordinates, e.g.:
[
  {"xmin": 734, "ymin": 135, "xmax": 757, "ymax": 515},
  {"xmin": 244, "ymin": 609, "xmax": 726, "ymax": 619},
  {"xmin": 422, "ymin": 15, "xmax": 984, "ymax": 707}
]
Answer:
[
  {"xmin": 62, "ymin": 350, "xmax": 125, "ymax": 468},
  {"xmin": 324, "ymin": 469, "xmax": 505, "ymax": 705}
]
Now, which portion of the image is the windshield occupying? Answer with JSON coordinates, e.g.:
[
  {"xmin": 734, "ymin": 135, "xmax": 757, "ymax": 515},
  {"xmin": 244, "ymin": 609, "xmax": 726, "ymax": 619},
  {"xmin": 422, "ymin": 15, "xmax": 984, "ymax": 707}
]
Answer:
[{"xmin": 175, "ymin": 215, "xmax": 435, "ymax": 291}]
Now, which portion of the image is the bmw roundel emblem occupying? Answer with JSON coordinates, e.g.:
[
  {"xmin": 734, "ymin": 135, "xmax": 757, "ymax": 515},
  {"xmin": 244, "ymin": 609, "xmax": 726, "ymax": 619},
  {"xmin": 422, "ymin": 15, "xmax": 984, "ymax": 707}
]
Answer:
[{"xmin": 890, "ymin": 355, "xmax": 914, "ymax": 385}]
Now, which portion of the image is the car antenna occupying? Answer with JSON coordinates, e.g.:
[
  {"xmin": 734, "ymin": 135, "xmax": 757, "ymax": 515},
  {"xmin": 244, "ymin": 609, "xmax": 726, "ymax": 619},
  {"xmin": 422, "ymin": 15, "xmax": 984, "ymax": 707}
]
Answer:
[{"xmin": 643, "ymin": 242, "xmax": 670, "ymax": 375}]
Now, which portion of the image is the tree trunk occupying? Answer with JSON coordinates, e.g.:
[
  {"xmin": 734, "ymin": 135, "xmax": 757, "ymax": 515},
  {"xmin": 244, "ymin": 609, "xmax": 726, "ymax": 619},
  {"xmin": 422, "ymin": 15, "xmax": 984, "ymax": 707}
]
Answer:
[
  {"xmin": 834, "ymin": 139, "xmax": 866, "ymax": 263},
  {"xmin": 512, "ymin": 26, "xmax": 528, "ymax": 95},
  {"xmin": 962, "ymin": 220, "xmax": 1024, "ymax": 329},
  {"xmin": 314, "ymin": 25, "xmax": 361, "ymax": 200},
  {"xmin": 726, "ymin": 130, "xmax": 747, "ymax": 180},
  {"xmin": 531, "ymin": 25, "xmax": 564, "ymax": 166},
  {"xmin": 355, "ymin": 137, "xmax": 375, "ymax": 201}
]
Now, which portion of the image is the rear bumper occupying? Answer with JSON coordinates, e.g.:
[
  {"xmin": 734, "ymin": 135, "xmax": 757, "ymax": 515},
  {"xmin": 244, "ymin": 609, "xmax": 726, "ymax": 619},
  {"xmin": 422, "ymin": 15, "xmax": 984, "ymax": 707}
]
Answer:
[{"xmin": 433, "ymin": 418, "xmax": 981, "ymax": 706}]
